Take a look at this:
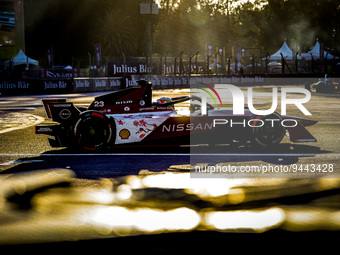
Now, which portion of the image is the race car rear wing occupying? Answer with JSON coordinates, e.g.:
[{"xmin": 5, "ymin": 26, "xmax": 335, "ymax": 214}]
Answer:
[
  {"xmin": 42, "ymin": 99, "xmax": 66, "ymax": 118},
  {"xmin": 42, "ymin": 99, "xmax": 80, "ymax": 123}
]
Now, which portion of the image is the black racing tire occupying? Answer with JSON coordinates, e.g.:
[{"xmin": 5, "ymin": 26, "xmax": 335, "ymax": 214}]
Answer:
[
  {"xmin": 250, "ymin": 112, "xmax": 285, "ymax": 147},
  {"xmin": 73, "ymin": 111, "xmax": 112, "ymax": 151}
]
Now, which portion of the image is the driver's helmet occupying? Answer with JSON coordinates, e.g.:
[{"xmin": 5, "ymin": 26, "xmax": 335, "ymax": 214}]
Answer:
[{"xmin": 156, "ymin": 97, "xmax": 172, "ymax": 105}]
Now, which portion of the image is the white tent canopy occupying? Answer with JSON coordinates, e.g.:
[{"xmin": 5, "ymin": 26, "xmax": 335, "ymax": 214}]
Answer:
[
  {"xmin": 308, "ymin": 39, "xmax": 338, "ymax": 59},
  {"xmin": 268, "ymin": 40, "xmax": 302, "ymax": 60},
  {"xmin": 4, "ymin": 49, "xmax": 39, "ymax": 69}
]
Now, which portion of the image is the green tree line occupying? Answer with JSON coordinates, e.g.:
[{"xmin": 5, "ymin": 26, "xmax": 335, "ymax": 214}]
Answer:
[{"xmin": 23, "ymin": 0, "xmax": 340, "ymax": 65}]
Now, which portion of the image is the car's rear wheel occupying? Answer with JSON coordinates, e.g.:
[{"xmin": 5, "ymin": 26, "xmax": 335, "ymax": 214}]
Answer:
[
  {"xmin": 73, "ymin": 111, "xmax": 112, "ymax": 151},
  {"xmin": 250, "ymin": 112, "xmax": 285, "ymax": 147}
]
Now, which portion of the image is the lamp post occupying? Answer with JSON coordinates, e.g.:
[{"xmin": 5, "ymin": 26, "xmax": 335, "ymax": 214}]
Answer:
[
  {"xmin": 195, "ymin": 52, "xmax": 199, "ymax": 74},
  {"xmin": 174, "ymin": 51, "xmax": 184, "ymax": 76},
  {"xmin": 88, "ymin": 52, "xmax": 91, "ymax": 76},
  {"xmin": 265, "ymin": 53, "xmax": 269, "ymax": 74},
  {"xmin": 206, "ymin": 55, "xmax": 211, "ymax": 75},
  {"xmin": 250, "ymin": 53, "xmax": 255, "ymax": 74},
  {"xmin": 164, "ymin": 50, "xmax": 170, "ymax": 75},
  {"xmin": 179, "ymin": 52, "xmax": 184, "ymax": 76},
  {"xmin": 227, "ymin": 57, "xmax": 231, "ymax": 75},
  {"xmin": 214, "ymin": 52, "xmax": 219, "ymax": 75},
  {"xmin": 140, "ymin": 1, "xmax": 158, "ymax": 68},
  {"xmin": 159, "ymin": 56, "xmax": 163, "ymax": 75},
  {"xmin": 189, "ymin": 51, "xmax": 199, "ymax": 76}
]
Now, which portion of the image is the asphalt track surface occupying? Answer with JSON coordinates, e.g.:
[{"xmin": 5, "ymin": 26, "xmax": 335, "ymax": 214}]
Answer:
[
  {"xmin": 0, "ymin": 86, "xmax": 339, "ymax": 179},
  {"xmin": 0, "ymin": 86, "xmax": 340, "ymax": 250}
]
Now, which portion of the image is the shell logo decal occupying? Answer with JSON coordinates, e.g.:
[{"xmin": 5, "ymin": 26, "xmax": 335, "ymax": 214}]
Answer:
[
  {"xmin": 119, "ymin": 129, "xmax": 131, "ymax": 139},
  {"xmin": 114, "ymin": 116, "xmax": 169, "ymax": 144}
]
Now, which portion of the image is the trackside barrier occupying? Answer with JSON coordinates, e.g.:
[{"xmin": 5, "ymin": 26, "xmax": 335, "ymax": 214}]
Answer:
[
  {"xmin": 73, "ymin": 77, "xmax": 123, "ymax": 92},
  {"xmin": 0, "ymin": 74, "xmax": 337, "ymax": 95},
  {"xmin": 0, "ymin": 78, "xmax": 73, "ymax": 95},
  {"xmin": 126, "ymin": 75, "xmax": 190, "ymax": 89},
  {"xmin": 74, "ymin": 76, "xmax": 191, "ymax": 91}
]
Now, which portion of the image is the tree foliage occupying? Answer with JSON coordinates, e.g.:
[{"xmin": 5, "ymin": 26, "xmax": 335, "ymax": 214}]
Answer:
[
  {"xmin": 95, "ymin": 9, "xmax": 142, "ymax": 60},
  {"xmin": 239, "ymin": 0, "xmax": 340, "ymax": 55},
  {"xmin": 23, "ymin": 0, "xmax": 340, "ymax": 64}
]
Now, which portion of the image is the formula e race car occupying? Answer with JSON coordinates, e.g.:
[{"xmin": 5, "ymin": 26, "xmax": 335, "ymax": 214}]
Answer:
[
  {"xmin": 35, "ymin": 80, "xmax": 317, "ymax": 151},
  {"xmin": 307, "ymin": 79, "xmax": 339, "ymax": 93}
]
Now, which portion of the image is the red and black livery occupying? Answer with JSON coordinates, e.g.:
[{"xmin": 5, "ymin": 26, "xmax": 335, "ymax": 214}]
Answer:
[{"xmin": 35, "ymin": 81, "xmax": 317, "ymax": 151}]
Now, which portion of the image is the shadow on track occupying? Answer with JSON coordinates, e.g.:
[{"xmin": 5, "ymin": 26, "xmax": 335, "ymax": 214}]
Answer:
[{"xmin": 1, "ymin": 143, "xmax": 329, "ymax": 179}]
